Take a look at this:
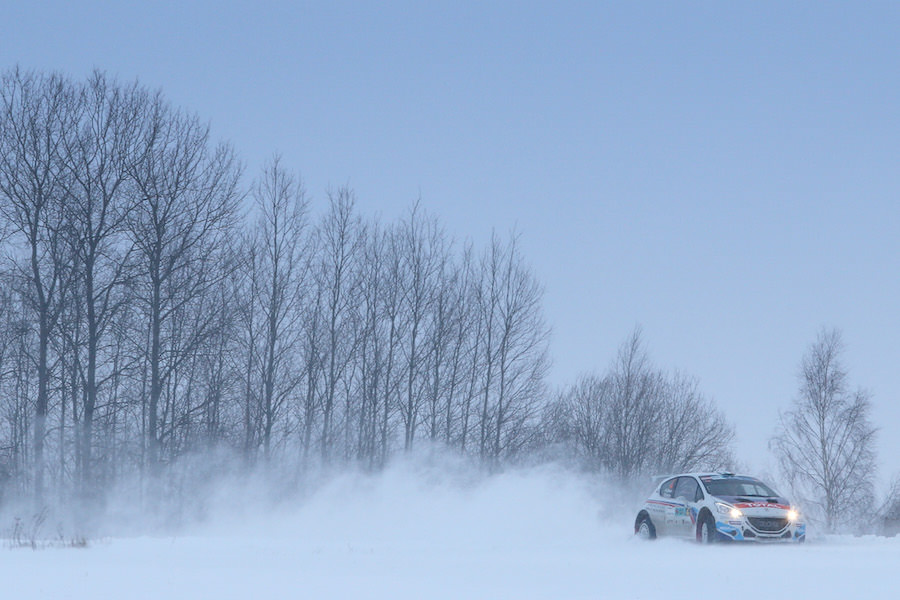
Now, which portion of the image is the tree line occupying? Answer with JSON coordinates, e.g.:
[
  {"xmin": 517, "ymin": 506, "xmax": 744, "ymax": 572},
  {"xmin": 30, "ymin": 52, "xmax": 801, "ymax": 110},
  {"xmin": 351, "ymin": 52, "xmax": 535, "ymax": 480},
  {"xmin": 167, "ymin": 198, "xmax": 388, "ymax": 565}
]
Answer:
[
  {"xmin": 0, "ymin": 69, "xmax": 742, "ymax": 510},
  {"xmin": 7, "ymin": 68, "xmax": 886, "ymax": 534},
  {"xmin": 0, "ymin": 68, "xmax": 557, "ymax": 508}
]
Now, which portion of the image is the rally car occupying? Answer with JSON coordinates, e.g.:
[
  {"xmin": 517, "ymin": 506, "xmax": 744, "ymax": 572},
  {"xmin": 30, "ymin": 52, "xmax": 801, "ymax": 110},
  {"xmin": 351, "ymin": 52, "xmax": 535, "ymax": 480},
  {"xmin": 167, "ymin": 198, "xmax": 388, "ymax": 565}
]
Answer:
[{"xmin": 634, "ymin": 472, "xmax": 805, "ymax": 543}]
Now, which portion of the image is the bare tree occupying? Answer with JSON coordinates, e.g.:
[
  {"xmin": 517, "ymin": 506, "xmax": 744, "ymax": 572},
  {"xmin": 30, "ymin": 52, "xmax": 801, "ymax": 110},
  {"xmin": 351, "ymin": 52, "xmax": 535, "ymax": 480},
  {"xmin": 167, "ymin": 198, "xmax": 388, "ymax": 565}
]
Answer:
[
  {"xmin": 878, "ymin": 475, "xmax": 900, "ymax": 536},
  {"xmin": 354, "ymin": 220, "xmax": 387, "ymax": 465},
  {"xmin": 457, "ymin": 245, "xmax": 484, "ymax": 454},
  {"xmin": 375, "ymin": 226, "xmax": 405, "ymax": 464},
  {"xmin": 606, "ymin": 327, "xmax": 663, "ymax": 479},
  {"xmin": 476, "ymin": 232, "xmax": 550, "ymax": 465},
  {"xmin": 316, "ymin": 188, "xmax": 362, "ymax": 462},
  {"xmin": 297, "ymin": 275, "xmax": 325, "ymax": 462},
  {"xmin": 653, "ymin": 373, "xmax": 733, "ymax": 474},
  {"xmin": 426, "ymin": 251, "xmax": 463, "ymax": 443},
  {"xmin": 397, "ymin": 204, "xmax": 442, "ymax": 452},
  {"xmin": 251, "ymin": 157, "xmax": 309, "ymax": 460},
  {"xmin": 127, "ymin": 98, "xmax": 240, "ymax": 471},
  {"xmin": 545, "ymin": 328, "xmax": 733, "ymax": 479},
  {"xmin": 771, "ymin": 328, "xmax": 877, "ymax": 532},
  {"xmin": 0, "ymin": 68, "xmax": 80, "ymax": 502},
  {"xmin": 441, "ymin": 243, "xmax": 477, "ymax": 448},
  {"xmin": 61, "ymin": 72, "xmax": 148, "ymax": 493},
  {"xmin": 0, "ymin": 285, "xmax": 34, "ymax": 499},
  {"xmin": 558, "ymin": 375, "xmax": 612, "ymax": 471},
  {"xmin": 233, "ymin": 233, "xmax": 263, "ymax": 456}
]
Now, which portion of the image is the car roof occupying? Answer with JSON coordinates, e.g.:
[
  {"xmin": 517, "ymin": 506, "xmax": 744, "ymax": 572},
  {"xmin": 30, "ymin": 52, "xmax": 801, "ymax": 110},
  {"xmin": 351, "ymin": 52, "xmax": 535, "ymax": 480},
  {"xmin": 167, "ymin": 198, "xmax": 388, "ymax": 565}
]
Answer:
[{"xmin": 658, "ymin": 472, "xmax": 760, "ymax": 481}]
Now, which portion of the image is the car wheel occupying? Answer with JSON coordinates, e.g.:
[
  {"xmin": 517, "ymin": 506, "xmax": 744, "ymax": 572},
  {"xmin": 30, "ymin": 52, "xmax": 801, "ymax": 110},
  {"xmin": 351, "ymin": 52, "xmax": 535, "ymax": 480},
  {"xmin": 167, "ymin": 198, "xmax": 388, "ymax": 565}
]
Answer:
[
  {"xmin": 635, "ymin": 513, "xmax": 656, "ymax": 540},
  {"xmin": 697, "ymin": 511, "xmax": 716, "ymax": 544}
]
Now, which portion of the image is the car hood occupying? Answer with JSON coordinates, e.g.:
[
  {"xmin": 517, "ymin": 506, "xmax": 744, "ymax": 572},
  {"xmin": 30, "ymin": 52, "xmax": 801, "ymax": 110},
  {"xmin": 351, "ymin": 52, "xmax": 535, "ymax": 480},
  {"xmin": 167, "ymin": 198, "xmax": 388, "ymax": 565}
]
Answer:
[{"xmin": 714, "ymin": 495, "xmax": 791, "ymax": 510}]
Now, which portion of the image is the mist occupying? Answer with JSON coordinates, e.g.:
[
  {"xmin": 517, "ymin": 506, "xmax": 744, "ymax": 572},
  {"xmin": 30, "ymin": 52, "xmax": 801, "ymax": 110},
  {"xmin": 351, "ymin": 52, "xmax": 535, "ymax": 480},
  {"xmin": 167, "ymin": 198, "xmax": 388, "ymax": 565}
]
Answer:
[{"xmin": 3, "ymin": 452, "xmax": 900, "ymax": 600}]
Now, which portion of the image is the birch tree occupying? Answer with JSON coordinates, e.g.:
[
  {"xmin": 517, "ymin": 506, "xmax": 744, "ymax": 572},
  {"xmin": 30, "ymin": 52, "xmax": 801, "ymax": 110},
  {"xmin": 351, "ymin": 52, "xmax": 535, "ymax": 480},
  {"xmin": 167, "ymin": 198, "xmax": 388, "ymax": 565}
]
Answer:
[{"xmin": 771, "ymin": 328, "xmax": 877, "ymax": 532}]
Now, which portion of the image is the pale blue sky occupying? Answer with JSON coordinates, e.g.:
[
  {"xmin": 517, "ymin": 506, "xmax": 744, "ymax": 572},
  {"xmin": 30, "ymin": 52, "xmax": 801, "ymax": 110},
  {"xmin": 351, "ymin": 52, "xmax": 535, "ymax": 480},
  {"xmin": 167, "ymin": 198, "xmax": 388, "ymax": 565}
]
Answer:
[{"xmin": 4, "ymin": 1, "xmax": 899, "ymax": 481}]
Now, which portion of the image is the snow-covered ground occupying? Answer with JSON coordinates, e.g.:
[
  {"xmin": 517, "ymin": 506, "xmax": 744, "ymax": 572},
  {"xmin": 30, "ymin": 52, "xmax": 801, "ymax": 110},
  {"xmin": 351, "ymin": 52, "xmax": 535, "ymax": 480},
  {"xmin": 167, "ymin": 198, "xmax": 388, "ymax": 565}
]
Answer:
[{"xmin": 2, "ymin": 463, "xmax": 898, "ymax": 599}]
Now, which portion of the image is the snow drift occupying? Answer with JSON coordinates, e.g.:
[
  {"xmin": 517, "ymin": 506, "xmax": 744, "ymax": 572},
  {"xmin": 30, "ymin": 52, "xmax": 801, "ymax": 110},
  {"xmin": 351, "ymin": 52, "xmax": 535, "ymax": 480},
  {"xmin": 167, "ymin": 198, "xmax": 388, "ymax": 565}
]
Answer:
[{"xmin": 2, "ymin": 458, "xmax": 899, "ymax": 599}]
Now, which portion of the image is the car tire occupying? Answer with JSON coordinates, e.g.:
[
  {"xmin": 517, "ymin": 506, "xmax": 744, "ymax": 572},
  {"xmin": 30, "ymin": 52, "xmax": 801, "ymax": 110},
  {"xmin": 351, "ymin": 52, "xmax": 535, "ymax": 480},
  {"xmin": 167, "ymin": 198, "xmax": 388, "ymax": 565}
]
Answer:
[
  {"xmin": 697, "ymin": 510, "xmax": 716, "ymax": 544},
  {"xmin": 635, "ymin": 512, "xmax": 656, "ymax": 540}
]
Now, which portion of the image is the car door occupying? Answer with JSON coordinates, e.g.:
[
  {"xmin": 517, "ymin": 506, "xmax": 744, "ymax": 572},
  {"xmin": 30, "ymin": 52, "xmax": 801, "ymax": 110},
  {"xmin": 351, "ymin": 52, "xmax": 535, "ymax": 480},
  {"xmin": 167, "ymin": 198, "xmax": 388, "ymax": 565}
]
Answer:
[
  {"xmin": 673, "ymin": 476, "xmax": 703, "ymax": 538},
  {"xmin": 654, "ymin": 477, "xmax": 679, "ymax": 535}
]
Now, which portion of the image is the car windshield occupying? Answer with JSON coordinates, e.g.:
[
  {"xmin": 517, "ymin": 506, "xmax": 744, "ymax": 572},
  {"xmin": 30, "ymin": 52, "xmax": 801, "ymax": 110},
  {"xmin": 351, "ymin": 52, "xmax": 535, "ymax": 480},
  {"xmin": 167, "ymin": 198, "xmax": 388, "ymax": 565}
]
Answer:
[{"xmin": 703, "ymin": 478, "xmax": 779, "ymax": 498}]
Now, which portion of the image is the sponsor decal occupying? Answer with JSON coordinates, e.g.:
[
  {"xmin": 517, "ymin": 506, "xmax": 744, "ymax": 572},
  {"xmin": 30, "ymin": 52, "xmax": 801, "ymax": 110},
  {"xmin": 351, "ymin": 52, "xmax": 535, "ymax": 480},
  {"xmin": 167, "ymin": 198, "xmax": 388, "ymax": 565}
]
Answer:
[
  {"xmin": 647, "ymin": 500, "xmax": 682, "ymax": 508},
  {"xmin": 717, "ymin": 523, "xmax": 738, "ymax": 535},
  {"xmin": 734, "ymin": 502, "xmax": 790, "ymax": 510}
]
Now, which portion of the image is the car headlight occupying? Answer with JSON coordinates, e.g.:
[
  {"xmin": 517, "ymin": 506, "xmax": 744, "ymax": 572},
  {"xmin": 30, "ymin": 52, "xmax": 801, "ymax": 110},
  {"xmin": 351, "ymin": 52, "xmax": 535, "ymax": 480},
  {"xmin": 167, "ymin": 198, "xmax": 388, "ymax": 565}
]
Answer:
[
  {"xmin": 716, "ymin": 502, "xmax": 742, "ymax": 519},
  {"xmin": 787, "ymin": 509, "xmax": 800, "ymax": 522}
]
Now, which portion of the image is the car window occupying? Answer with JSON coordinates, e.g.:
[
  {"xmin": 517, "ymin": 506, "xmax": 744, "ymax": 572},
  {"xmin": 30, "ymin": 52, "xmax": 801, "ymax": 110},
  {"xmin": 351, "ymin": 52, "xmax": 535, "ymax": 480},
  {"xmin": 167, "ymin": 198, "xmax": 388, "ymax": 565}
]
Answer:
[
  {"xmin": 702, "ymin": 478, "xmax": 779, "ymax": 498},
  {"xmin": 674, "ymin": 477, "xmax": 701, "ymax": 502},
  {"xmin": 659, "ymin": 478, "xmax": 677, "ymax": 499}
]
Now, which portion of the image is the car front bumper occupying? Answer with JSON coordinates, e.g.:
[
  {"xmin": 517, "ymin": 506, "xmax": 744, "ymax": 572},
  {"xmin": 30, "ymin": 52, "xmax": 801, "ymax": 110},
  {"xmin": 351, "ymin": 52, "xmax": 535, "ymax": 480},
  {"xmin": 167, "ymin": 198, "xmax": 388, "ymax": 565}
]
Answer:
[{"xmin": 715, "ymin": 518, "xmax": 806, "ymax": 542}]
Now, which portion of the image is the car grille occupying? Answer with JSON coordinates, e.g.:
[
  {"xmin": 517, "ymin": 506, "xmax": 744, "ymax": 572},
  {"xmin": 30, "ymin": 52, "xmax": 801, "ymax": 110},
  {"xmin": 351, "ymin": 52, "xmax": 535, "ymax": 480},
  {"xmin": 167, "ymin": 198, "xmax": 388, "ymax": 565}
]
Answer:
[{"xmin": 748, "ymin": 517, "xmax": 788, "ymax": 532}]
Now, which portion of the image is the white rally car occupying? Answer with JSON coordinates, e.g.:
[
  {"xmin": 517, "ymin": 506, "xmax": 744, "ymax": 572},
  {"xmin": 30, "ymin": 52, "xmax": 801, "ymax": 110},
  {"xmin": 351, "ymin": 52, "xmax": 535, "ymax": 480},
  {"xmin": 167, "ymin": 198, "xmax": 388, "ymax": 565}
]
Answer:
[{"xmin": 634, "ymin": 472, "xmax": 806, "ymax": 543}]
